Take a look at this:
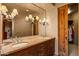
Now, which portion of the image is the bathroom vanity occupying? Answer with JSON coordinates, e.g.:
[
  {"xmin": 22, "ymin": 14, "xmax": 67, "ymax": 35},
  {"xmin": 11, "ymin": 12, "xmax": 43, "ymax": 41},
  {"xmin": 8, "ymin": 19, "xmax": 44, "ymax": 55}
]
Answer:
[{"xmin": 1, "ymin": 36, "xmax": 55, "ymax": 56}]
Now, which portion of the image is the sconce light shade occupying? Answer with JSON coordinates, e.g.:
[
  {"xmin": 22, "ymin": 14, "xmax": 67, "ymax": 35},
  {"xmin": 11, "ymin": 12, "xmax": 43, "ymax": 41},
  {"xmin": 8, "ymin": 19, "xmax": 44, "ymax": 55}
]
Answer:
[
  {"xmin": 0, "ymin": 4, "xmax": 8, "ymax": 15},
  {"xmin": 1, "ymin": 5, "xmax": 8, "ymax": 13},
  {"xmin": 3, "ymin": 12, "xmax": 7, "ymax": 15},
  {"xmin": 10, "ymin": 8, "xmax": 18, "ymax": 19},
  {"xmin": 42, "ymin": 18, "xmax": 46, "ymax": 23},
  {"xmin": 11, "ymin": 13, "xmax": 15, "ymax": 19},
  {"xmin": 29, "ymin": 14, "xmax": 32, "ymax": 19},
  {"xmin": 25, "ymin": 16, "xmax": 29, "ymax": 21},
  {"xmin": 36, "ymin": 16, "xmax": 39, "ymax": 20},
  {"xmin": 39, "ymin": 19, "xmax": 42, "ymax": 23},
  {"xmin": 12, "ymin": 9, "xmax": 18, "ymax": 15},
  {"xmin": 0, "ymin": 4, "xmax": 18, "ymax": 19},
  {"xmin": 32, "ymin": 18, "xmax": 34, "ymax": 22}
]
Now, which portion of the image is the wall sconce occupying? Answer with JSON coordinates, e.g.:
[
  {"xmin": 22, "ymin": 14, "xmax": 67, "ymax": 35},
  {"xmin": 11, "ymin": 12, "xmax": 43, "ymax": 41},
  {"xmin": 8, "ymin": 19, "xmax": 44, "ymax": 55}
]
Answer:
[
  {"xmin": 25, "ymin": 14, "xmax": 40, "ymax": 35},
  {"xmin": 0, "ymin": 4, "xmax": 18, "ymax": 20},
  {"xmin": 25, "ymin": 14, "xmax": 39, "ymax": 24},
  {"xmin": 0, "ymin": 4, "xmax": 8, "ymax": 15},
  {"xmin": 10, "ymin": 9, "xmax": 18, "ymax": 19},
  {"xmin": 39, "ymin": 18, "xmax": 48, "ymax": 25},
  {"xmin": 39, "ymin": 18, "xmax": 48, "ymax": 37}
]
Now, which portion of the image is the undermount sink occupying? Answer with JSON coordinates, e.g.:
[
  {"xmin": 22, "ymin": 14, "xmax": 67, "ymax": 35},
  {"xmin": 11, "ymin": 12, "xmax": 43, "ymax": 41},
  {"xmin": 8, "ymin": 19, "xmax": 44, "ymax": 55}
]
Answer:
[{"xmin": 12, "ymin": 42, "xmax": 28, "ymax": 48}]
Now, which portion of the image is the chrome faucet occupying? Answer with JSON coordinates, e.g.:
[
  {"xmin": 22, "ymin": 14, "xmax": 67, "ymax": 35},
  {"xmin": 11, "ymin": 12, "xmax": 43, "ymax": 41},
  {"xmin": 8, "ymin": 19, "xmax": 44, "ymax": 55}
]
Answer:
[
  {"xmin": 12, "ymin": 32, "xmax": 23, "ymax": 44},
  {"xmin": 12, "ymin": 37, "xmax": 21, "ymax": 45}
]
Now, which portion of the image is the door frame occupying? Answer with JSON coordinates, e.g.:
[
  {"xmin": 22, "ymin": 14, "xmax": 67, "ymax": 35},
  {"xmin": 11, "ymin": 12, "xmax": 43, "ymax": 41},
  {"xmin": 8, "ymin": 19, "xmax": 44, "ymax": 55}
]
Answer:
[
  {"xmin": 58, "ymin": 4, "xmax": 68, "ymax": 56},
  {"xmin": 58, "ymin": 4, "xmax": 79, "ymax": 56}
]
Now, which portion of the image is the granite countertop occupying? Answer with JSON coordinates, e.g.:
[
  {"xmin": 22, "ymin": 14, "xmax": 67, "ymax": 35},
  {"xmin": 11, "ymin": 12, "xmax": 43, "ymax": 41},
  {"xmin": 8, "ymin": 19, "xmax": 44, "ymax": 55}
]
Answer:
[{"xmin": 1, "ymin": 35, "xmax": 54, "ymax": 55}]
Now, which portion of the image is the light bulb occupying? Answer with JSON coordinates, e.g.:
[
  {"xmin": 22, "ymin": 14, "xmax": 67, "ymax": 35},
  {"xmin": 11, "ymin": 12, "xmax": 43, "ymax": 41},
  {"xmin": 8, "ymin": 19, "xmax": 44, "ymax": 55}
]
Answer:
[
  {"xmin": 32, "ymin": 18, "xmax": 34, "ymax": 22},
  {"xmin": 2, "ymin": 12, "xmax": 7, "ymax": 15},
  {"xmin": 25, "ymin": 16, "xmax": 29, "ymax": 21},
  {"xmin": 8, "ymin": 14, "xmax": 13, "ymax": 19},
  {"xmin": 39, "ymin": 19, "xmax": 42, "ymax": 23},
  {"xmin": 12, "ymin": 9, "xmax": 18, "ymax": 15},
  {"xmin": 42, "ymin": 18, "xmax": 46, "ymax": 23},
  {"xmin": 36, "ymin": 16, "xmax": 39, "ymax": 20},
  {"xmin": 11, "ymin": 12, "xmax": 16, "ymax": 17},
  {"xmin": 29, "ymin": 14, "xmax": 32, "ymax": 19},
  {"xmin": 1, "ymin": 5, "xmax": 8, "ymax": 12}
]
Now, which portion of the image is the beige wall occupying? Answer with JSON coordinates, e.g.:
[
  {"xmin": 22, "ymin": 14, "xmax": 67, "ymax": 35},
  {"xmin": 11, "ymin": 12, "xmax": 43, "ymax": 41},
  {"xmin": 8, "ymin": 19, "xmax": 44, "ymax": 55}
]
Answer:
[
  {"xmin": 39, "ymin": 3, "xmax": 67, "ymax": 55},
  {"xmin": 71, "ymin": 12, "xmax": 78, "ymax": 45},
  {"xmin": 13, "ymin": 15, "xmax": 32, "ymax": 37},
  {"xmin": 13, "ymin": 12, "xmax": 40, "ymax": 37}
]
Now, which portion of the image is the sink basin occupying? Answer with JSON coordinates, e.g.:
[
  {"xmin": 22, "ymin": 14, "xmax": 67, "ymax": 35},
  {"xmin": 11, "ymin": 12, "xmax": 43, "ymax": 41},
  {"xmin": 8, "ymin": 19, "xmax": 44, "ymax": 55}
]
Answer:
[
  {"xmin": 12, "ymin": 43, "xmax": 28, "ymax": 48},
  {"xmin": 2, "ymin": 42, "xmax": 12, "ymax": 46}
]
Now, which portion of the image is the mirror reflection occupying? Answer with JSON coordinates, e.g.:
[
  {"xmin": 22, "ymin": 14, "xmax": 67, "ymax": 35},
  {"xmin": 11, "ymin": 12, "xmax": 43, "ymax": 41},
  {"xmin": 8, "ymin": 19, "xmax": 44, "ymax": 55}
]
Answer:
[
  {"xmin": 0, "ymin": 3, "xmax": 52, "ymax": 56},
  {"xmin": 2, "ymin": 3, "xmax": 46, "ymax": 40}
]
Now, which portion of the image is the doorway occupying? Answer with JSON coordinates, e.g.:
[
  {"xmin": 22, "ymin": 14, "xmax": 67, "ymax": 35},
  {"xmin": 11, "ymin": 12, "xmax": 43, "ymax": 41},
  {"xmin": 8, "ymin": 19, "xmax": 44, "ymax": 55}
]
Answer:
[
  {"xmin": 3, "ymin": 19, "xmax": 12, "ymax": 40},
  {"xmin": 58, "ymin": 3, "xmax": 78, "ymax": 56},
  {"xmin": 58, "ymin": 4, "xmax": 68, "ymax": 56},
  {"xmin": 68, "ymin": 3, "xmax": 78, "ymax": 56}
]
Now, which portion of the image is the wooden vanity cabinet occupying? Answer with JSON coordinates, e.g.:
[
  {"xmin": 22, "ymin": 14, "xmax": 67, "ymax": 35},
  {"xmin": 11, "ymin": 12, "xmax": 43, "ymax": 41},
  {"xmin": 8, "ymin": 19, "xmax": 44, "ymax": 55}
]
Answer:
[{"xmin": 5, "ymin": 38, "xmax": 55, "ymax": 56}]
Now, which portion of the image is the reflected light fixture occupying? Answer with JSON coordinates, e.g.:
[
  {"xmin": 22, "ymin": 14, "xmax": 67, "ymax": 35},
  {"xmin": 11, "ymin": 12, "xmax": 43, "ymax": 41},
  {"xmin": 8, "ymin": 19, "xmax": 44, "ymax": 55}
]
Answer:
[
  {"xmin": 29, "ymin": 14, "xmax": 33, "ymax": 19},
  {"xmin": 25, "ymin": 14, "xmax": 39, "ymax": 23},
  {"xmin": 10, "ymin": 9, "xmax": 18, "ymax": 19},
  {"xmin": 36, "ymin": 16, "xmax": 39, "ymax": 21},
  {"xmin": 0, "ymin": 4, "xmax": 8, "ymax": 15},
  {"xmin": 0, "ymin": 4, "xmax": 18, "ymax": 20},
  {"xmin": 39, "ymin": 18, "xmax": 48, "ymax": 25}
]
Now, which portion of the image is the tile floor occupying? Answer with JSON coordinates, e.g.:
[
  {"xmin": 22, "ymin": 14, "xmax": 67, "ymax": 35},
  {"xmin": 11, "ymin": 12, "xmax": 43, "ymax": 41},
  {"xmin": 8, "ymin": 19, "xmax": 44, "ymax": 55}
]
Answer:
[{"xmin": 69, "ymin": 44, "xmax": 77, "ymax": 56}]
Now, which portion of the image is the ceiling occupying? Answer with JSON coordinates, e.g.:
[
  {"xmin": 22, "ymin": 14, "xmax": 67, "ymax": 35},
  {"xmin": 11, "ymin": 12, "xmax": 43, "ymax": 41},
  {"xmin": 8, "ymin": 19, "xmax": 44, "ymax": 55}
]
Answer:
[
  {"xmin": 2, "ymin": 3, "xmax": 55, "ymax": 15},
  {"xmin": 68, "ymin": 3, "xmax": 78, "ymax": 14}
]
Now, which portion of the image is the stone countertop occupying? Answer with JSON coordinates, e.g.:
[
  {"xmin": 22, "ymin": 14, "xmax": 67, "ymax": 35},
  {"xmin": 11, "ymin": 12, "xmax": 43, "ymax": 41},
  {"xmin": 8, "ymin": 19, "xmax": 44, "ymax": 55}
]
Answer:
[{"xmin": 1, "ymin": 35, "xmax": 55, "ymax": 55}]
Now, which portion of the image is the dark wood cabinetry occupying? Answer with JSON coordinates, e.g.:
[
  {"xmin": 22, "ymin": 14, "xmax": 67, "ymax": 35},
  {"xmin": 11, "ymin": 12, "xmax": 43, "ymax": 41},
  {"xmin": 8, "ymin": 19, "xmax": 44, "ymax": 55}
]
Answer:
[{"xmin": 5, "ymin": 38, "xmax": 55, "ymax": 56}]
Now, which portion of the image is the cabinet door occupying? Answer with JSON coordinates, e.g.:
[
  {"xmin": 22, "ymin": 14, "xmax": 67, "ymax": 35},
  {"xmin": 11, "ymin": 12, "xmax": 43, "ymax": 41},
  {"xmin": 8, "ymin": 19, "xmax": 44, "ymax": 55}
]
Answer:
[{"xmin": 58, "ymin": 5, "xmax": 68, "ymax": 56}]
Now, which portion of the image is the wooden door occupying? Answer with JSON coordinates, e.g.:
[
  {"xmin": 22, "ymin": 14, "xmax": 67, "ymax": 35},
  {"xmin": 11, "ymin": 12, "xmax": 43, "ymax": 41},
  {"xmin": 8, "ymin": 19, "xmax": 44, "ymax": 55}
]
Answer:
[{"xmin": 58, "ymin": 5, "xmax": 68, "ymax": 56}]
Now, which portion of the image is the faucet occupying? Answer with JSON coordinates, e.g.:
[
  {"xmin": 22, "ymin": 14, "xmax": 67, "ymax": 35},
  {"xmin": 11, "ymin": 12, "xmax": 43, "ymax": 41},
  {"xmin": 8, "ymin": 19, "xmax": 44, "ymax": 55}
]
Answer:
[
  {"xmin": 12, "ymin": 37, "xmax": 21, "ymax": 45},
  {"xmin": 12, "ymin": 32, "xmax": 23, "ymax": 45}
]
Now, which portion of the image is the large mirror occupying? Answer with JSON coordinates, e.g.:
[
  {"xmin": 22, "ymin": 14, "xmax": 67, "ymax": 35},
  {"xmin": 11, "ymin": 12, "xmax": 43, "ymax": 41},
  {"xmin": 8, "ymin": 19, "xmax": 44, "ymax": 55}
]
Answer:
[
  {"xmin": 1, "ymin": 3, "xmax": 46, "ymax": 40},
  {"xmin": 0, "ymin": 3, "xmax": 49, "ymax": 56}
]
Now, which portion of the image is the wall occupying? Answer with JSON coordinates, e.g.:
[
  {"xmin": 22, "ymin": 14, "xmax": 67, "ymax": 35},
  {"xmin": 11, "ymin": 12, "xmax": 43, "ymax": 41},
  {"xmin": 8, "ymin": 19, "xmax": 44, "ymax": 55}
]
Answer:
[
  {"xmin": 39, "ymin": 3, "xmax": 67, "ymax": 55},
  {"xmin": 2, "ymin": 3, "xmax": 41, "ymax": 37},
  {"xmin": 13, "ymin": 14, "xmax": 32, "ymax": 37},
  {"xmin": 46, "ymin": 8, "xmax": 58, "ymax": 55},
  {"xmin": 13, "ymin": 11, "xmax": 39, "ymax": 37},
  {"xmin": 69, "ymin": 12, "xmax": 78, "ymax": 45},
  {"xmin": 72, "ymin": 12, "xmax": 78, "ymax": 45}
]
